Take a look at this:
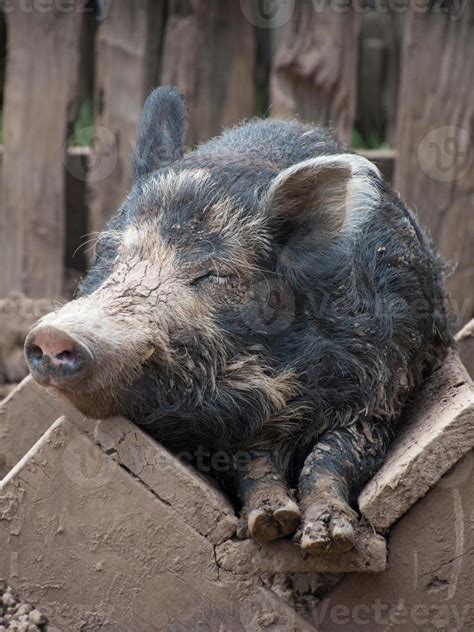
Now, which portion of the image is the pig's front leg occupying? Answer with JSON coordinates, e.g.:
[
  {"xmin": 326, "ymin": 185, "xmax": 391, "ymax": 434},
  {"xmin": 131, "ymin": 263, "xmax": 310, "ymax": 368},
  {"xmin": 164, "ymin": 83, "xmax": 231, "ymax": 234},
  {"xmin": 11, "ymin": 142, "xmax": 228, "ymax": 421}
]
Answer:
[
  {"xmin": 298, "ymin": 421, "xmax": 391, "ymax": 554},
  {"xmin": 235, "ymin": 450, "xmax": 301, "ymax": 543}
]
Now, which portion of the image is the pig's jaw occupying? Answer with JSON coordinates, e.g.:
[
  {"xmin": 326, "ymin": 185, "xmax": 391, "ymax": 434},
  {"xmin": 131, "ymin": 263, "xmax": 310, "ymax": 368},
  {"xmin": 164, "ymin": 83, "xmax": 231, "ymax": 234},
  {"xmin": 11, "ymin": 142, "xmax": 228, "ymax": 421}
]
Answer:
[{"xmin": 47, "ymin": 385, "xmax": 122, "ymax": 419}]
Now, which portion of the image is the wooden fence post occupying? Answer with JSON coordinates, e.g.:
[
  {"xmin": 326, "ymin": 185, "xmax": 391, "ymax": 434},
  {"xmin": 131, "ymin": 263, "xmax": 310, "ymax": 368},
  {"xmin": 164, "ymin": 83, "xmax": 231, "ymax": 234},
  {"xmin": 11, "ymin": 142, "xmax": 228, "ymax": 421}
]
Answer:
[
  {"xmin": 160, "ymin": 0, "xmax": 256, "ymax": 147},
  {"xmin": 395, "ymin": 2, "xmax": 474, "ymax": 328},
  {"xmin": 269, "ymin": 2, "xmax": 360, "ymax": 144},
  {"xmin": 87, "ymin": 0, "xmax": 165, "ymax": 235},
  {"xmin": 0, "ymin": 1, "xmax": 87, "ymax": 298},
  {"xmin": 356, "ymin": 12, "xmax": 404, "ymax": 148}
]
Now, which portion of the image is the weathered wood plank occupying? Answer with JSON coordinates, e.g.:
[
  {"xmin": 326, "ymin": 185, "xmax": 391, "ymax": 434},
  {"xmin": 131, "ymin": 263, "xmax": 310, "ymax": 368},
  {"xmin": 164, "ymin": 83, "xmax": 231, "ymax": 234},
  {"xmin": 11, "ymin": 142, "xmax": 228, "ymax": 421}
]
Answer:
[
  {"xmin": 0, "ymin": 146, "xmax": 91, "ymax": 280},
  {"xmin": 0, "ymin": 416, "xmax": 317, "ymax": 631},
  {"xmin": 359, "ymin": 349, "xmax": 474, "ymax": 531},
  {"xmin": 394, "ymin": 3, "xmax": 474, "ymax": 327},
  {"xmin": 88, "ymin": 0, "xmax": 165, "ymax": 234},
  {"xmin": 356, "ymin": 12, "xmax": 404, "ymax": 148},
  {"xmin": 316, "ymin": 450, "xmax": 474, "ymax": 631},
  {"xmin": 216, "ymin": 531, "xmax": 387, "ymax": 575},
  {"xmin": 0, "ymin": 2, "xmax": 88, "ymax": 297},
  {"xmin": 269, "ymin": 3, "xmax": 360, "ymax": 144},
  {"xmin": 0, "ymin": 375, "xmax": 86, "ymax": 479},
  {"xmin": 0, "ymin": 375, "xmax": 386, "ymax": 575},
  {"xmin": 0, "ymin": 376, "xmax": 237, "ymax": 545},
  {"xmin": 94, "ymin": 416, "xmax": 237, "ymax": 544},
  {"xmin": 160, "ymin": 0, "xmax": 256, "ymax": 146}
]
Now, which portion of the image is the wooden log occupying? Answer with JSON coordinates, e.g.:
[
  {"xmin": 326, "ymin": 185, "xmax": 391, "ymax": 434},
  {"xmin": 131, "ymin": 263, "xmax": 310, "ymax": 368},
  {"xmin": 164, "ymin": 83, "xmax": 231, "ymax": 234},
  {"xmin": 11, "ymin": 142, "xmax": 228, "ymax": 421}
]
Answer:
[
  {"xmin": 269, "ymin": 2, "xmax": 360, "ymax": 144},
  {"xmin": 87, "ymin": 0, "xmax": 165, "ymax": 234},
  {"xmin": 160, "ymin": 0, "xmax": 256, "ymax": 146},
  {"xmin": 359, "ymin": 349, "xmax": 474, "ymax": 531},
  {"xmin": 0, "ymin": 2, "xmax": 88, "ymax": 297},
  {"xmin": 0, "ymin": 416, "xmax": 317, "ymax": 631},
  {"xmin": 394, "ymin": 3, "xmax": 474, "ymax": 327}
]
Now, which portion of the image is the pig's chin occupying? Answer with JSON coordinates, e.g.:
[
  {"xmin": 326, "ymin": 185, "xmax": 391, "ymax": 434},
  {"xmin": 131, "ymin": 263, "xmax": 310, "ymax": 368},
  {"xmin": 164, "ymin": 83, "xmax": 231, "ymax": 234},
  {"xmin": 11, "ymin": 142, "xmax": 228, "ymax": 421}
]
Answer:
[{"xmin": 53, "ymin": 385, "xmax": 122, "ymax": 420}]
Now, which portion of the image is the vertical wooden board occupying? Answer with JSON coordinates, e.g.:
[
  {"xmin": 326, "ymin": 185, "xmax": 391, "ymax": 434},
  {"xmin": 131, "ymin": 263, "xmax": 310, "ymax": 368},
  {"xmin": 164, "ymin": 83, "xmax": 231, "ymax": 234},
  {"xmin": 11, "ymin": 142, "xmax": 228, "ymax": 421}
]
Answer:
[
  {"xmin": 65, "ymin": 148, "xmax": 89, "ymax": 276},
  {"xmin": 0, "ymin": 2, "xmax": 87, "ymax": 297},
  {"xmin": 160, "ymin": 0, "xmax": 256, "ymax": 146},
  {"xmin": 269, "ymin": 3, "xmax": 360, "ymax": 144},
  {"xmin": 394, "ymin": 3, "xmax": 474, "ymax": 328},
  {"xmin": 87, "ymin": 0, "xmax": 165, "ymax": 234},
  {"xmin": 355, "ymin": 12, "xmax": 404, "ymax": 148},
  {"xmin": 380, "ymin": 13, "xmax": 404, "ymax": 147}
]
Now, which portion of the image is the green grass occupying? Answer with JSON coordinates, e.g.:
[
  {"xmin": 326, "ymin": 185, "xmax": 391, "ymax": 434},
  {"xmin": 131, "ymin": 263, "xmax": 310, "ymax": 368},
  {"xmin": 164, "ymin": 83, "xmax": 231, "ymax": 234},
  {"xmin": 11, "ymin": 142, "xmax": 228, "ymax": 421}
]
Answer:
[
  {"xmin": 352, "ymin": 128, "xmax": 390, "ymax": 151},
  {"xmin": 70, "ymin": 100, "xmax": 94, "ymax": 147}
]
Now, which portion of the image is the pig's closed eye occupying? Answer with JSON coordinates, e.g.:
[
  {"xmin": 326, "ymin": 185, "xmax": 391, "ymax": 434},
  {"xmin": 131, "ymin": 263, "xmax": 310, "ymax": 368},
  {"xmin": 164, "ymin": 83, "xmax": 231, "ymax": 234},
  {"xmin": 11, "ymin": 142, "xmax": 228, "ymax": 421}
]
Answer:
[{"xmin": 191, "ymin": 272, "xmax": 231, "ymax": 287}]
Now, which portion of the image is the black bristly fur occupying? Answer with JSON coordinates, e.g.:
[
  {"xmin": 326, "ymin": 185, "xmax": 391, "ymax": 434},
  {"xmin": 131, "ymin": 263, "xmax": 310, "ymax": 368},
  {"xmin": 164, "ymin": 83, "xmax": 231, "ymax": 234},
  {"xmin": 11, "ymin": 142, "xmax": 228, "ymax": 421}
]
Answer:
[{"xmin": 80, "ymin": 88, "xmax": 451, "ymax": 498}]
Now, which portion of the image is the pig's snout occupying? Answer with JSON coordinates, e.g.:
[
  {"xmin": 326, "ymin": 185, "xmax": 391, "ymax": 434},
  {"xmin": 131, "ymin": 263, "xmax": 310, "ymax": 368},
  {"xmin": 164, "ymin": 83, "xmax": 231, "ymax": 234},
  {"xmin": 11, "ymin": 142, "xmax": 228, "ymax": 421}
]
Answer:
[{"xmin": 25, "ymin": 326, "xmax": 94, "ymax": 388}]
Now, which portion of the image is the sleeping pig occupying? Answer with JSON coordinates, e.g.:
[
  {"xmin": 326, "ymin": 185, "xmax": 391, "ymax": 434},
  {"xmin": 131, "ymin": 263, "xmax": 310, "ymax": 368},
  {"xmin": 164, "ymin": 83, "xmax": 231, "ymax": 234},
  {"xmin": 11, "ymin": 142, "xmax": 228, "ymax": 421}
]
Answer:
[{"xmin": 25, "ymin": 87, "xmax": 450, "ymax": 552}]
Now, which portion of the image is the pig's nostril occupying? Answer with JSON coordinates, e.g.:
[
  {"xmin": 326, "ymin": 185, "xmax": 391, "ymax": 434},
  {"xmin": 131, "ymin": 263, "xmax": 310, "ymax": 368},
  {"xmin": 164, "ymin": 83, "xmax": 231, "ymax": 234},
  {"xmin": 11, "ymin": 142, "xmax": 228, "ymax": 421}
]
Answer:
[
  {"xmin": 25, "ymin": 326, "xmax": 94, "ymax": 387},
  {"xmin": 28, "ymin": 344, "xmax": 44, "ymax": 362},
  {"xmin": 56, "ymin": 350, "xmax": 75, "ymax": 363}
]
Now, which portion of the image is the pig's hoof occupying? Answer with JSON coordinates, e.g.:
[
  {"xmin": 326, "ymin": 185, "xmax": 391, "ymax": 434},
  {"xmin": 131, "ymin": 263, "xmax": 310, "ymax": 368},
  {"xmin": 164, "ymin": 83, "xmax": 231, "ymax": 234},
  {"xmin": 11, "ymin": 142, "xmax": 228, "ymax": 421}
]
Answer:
[
  {"xmin": 249, "ymin": 499, "xmax": 301, "ymax": 543},
  {"xmin": 238, "ymin": 498, "xmax": 301, "ymax": 543},
  {"xmin": 298, "ymin": 504, "xmax": 357, "ymax": 555}
]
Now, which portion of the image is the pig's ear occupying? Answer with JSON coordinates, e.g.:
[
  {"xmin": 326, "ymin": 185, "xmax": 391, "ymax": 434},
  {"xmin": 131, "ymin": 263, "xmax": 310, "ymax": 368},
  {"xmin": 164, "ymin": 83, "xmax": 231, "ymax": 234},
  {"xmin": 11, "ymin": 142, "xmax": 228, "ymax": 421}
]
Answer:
[
  {"xmin": 264, "ymin": 154, "xmax": 381, "ymax": 242},
  {"xmin": 132, "ymin": 86, "xmax": 188, "ymax": 180}
]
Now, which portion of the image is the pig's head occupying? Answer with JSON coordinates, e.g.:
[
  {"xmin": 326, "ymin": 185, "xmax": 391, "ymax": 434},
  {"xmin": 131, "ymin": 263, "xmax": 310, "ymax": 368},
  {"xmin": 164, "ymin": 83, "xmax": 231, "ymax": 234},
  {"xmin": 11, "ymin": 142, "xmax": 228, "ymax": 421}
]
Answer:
[{"xmin": 25, "ymin": 87, "xmax": 380, "ymax": 446}]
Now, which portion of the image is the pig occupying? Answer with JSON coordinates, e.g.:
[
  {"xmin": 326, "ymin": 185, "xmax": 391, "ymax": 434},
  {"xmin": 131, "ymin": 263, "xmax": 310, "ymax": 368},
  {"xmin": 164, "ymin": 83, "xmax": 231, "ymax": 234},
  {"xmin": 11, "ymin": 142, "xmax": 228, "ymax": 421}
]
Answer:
[{"xmin": 25, "ymin": 87, "xmax": 450, "ymax": 551}]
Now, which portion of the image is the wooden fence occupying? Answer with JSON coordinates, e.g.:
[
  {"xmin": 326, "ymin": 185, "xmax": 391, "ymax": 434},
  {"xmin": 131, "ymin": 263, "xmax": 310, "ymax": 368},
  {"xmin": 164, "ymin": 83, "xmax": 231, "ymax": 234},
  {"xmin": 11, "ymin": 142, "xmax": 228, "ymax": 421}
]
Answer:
[{"xmin": 0, "ymin": 0, "xmax": 472, "ymax": 327}]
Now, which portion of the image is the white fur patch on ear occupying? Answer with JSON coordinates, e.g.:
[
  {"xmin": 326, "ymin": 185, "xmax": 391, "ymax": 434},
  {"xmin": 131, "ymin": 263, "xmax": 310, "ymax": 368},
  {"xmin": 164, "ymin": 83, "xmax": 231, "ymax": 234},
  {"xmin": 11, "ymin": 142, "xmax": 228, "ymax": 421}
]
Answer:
[
  {"xmin": 337, "ymin": 154, "xmax": 382, "ymax": 220},
  {"xmin": 264, "ymin": 153, "xmax": 381, "ymax": 238}
]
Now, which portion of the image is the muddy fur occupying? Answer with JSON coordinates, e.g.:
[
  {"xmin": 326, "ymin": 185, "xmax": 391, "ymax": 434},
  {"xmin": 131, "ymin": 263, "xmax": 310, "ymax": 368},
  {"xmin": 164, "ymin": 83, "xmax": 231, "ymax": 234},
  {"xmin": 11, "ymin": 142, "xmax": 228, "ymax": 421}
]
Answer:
[{"xmin": 31, "ymin": 87, "xmax": 451, "ymax": 511}]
